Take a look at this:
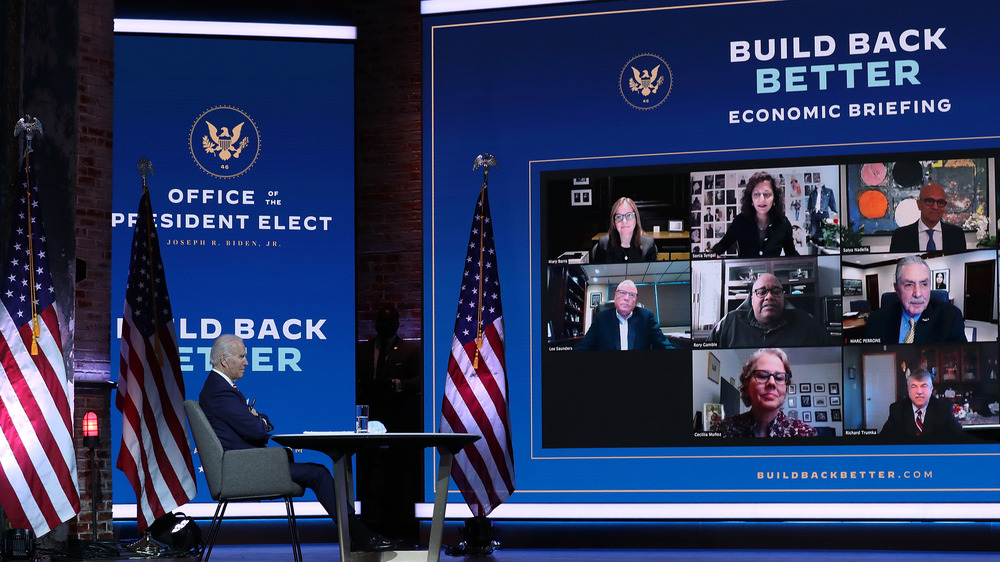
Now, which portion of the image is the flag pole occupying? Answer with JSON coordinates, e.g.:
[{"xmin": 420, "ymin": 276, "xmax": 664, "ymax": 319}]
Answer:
[
  {"xmin": 13, "ymin": 116, "xmax": 44, "ymax": 355},
  {"xmin": 136, "ymin": 157, "xmax": 165, "ymax": 366},
  {"xmin": 118, "ymin": 156, "xmax": 197, "ymax": 539},
  {"xmin": 442, "ymin": 153, "xmax": 510, "ymax": 556},
  {"xmin": 471, "ymin": 153, "xmax": 496, "ymax": 370},
  {"xmin": 3, "ymin": 115, "xmax": 81, "ymax": 536}
]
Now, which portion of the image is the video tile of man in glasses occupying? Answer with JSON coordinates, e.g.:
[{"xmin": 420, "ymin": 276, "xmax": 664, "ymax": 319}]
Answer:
[
  {"xmin": 575, "ymin": 280, "xmax": 673, "ymax": 351},
  {"xmin": 708, "ymin": 273, "xmax": 828, "ymax": 348},
  {"xmin": 888, "ymin": 181, "xmax": 968, "ymax": 253},
  {"xmin": 863, "ymin": 255, "xmax": 967, "ymax": 344}
]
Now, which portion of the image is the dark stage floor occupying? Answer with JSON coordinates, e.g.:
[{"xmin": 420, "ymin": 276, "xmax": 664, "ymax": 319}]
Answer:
[
  {"xmin": 45, "ymin": 519, "xmax": 1000, "ymax": 562},
  {"xmin": 53, "ymin": 544, "xmax": 1000, "ymax": 562}
]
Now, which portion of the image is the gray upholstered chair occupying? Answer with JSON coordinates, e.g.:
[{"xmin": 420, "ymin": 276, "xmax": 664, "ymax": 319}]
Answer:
[{"xmin": 184, "ymin": 400, "xmax": 305, "ymax": 562}]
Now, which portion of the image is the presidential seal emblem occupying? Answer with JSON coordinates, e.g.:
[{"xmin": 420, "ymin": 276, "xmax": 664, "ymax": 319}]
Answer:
[
  {"xmin": 619, "ymin": 54, "xmax": 673, "ymax": 110},
  {"xmin": 189, "ymin": 106, "xmax": 260, "ymax": 178}
]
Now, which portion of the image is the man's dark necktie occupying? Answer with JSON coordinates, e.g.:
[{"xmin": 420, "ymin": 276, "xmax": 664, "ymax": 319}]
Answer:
[{"xmin": 376, "ymin": 344, "xmax": 388, "ymax": 379}]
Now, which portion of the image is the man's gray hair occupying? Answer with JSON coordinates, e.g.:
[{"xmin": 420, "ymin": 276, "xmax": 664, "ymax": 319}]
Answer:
[
  {"xmin": 895, "ymin": 255, "xmax": 931, "ymax": 284},
  {"xmin": 210, "ymin": 334, "xmax": 244, "ymax": 367},
  {"xmin": 907, "ymin": 367, "xmax": 933, "ymax": 384},
  {"xmin": 617, "ymin": 279, "xmax": 637, "ymax": 291}
]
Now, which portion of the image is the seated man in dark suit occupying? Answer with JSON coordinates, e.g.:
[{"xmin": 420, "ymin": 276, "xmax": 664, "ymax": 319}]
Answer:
[
  {"xmin": 575, "ymin": 280, "xmax": 672, "ymax": 350},
  {"xmin": 199, "ymin": 334, "xmax": 393, "ymax": 551},
  {"xmin": 864, "ymin": 255, "xmax": 967, "ymax": 344},
  {"xmin": 708, "ymin": 273, "xmax": 828, "ymax": 347},
  {"xmin": 880, "ymin": 368, "xmax": 964, "ymax": 441},
  {"xmin": 889, "ymin": 182, "xmax": 967, "ymax": 253}
]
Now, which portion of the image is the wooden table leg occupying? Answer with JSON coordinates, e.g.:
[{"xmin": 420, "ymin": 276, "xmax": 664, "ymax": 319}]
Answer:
[
  {"xmin": 332, "ymin": 453, "xmax": 354, "ymax": 561},
  {"xmin": 426, "ymin": 449, "xmax": 454, "ymax": 562}
]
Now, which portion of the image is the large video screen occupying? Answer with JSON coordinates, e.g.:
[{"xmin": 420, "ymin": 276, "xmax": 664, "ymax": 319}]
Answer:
[
  {"xmin": 541, "ymin": 155, "xmax": 999, "ymax": 452},
  {"xmin": 426, "ymin": 0, "xmax": 1000, "ymax": 515},
  {"xmin": 111, "ymin": 32, "xmax": 355, "ymax": 513}
]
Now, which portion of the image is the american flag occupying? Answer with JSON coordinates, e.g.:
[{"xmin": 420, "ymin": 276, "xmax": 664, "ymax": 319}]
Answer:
[
  {"xmin": 0, "ymin": 152, "xmax": 80, "ymax": 536},
  {"xmin": 116, "ymin": 186, "xmax": 196, "ymax": 531},
  {"xmin": 439, "ymin": 184, "xmax": 515, "ymax": 516}
]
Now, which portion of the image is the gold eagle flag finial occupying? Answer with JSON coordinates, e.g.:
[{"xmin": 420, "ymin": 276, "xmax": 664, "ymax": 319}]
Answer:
[
  {"xmin": 473, "ymin": 153, "xmax": 497, "ymax": 179},
  {"xmin": 137, "ymin": 156, "xmax": 154, "ymax": 191},
  {"xmin": 13, "ymin": 115, "xmax": 43, "ymax": 151}
]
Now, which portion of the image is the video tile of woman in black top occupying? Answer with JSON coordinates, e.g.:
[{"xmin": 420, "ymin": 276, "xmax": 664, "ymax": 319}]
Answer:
[
  {"xmin": 590, "ymin": 196, "xmax": 658, "ymax": 263},
  {"xmin": 711, "ymin": 171, "xmax": 798, "ymax": 258}
]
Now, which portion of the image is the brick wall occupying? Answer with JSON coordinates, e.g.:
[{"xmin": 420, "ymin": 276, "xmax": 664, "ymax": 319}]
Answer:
[
  {"xmin": 70, "ymin": 384, "xmax": 114, "ymax": 539},
  {"xmin": 73, "ymin": 0, "xmax": 115, "ymax": 540},
  {"xmin": 75, "ymin": 0, "xmax": 114, "ymax": 383},
  {"xmin": 353, "ymin": 0, "xmax": 424, "ymax": 342}
]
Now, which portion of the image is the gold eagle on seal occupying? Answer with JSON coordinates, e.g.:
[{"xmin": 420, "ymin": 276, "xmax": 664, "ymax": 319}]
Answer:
[
  {"xmin": 202, "ymin": 121, "xmax": 249, "ymax": 161},
  {"xmin": 629, "ymin": 65, "xmax": 665, "ymax": 97}
]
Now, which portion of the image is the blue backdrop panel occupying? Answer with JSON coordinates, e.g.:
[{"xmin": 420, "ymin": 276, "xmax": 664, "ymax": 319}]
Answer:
[
  {"xmin": 424, "ymin": 0, "xmax": 1000, "ymax": 507},
  {"xmin": 111, "ymin": 35, "xmax": 355, "ymax": 505}
]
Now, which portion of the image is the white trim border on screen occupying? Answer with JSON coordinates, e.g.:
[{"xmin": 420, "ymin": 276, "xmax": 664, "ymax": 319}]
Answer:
[
  {"xmin": 413, "ymin": 502, "xmax": 1000, "ymax": 520},
  {"xmin": 114, "ymin": 502, "xmax": 1000, "ymax": 520},
  {"xmin": 114, "ymin": 19, "xmax": 356, "ymax": 40},
  {"xmin": 422, "ymin": 0, "xmax": 598, "ymax": 15}
]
